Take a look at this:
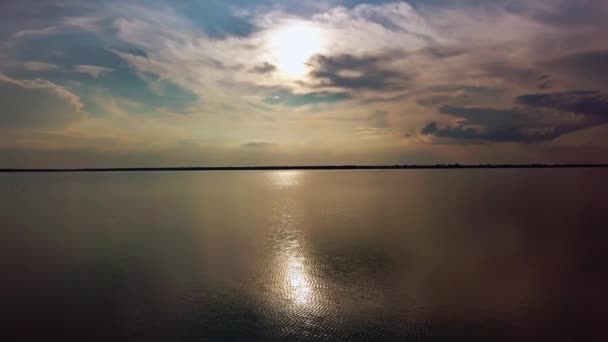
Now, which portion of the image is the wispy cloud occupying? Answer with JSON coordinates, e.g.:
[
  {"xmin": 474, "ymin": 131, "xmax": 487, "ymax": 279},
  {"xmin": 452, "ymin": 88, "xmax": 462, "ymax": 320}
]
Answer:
[
  {"xmin": 0, "ymin": 73, "xmax": 84, "ymax": 128},
  {"xmin": 74, "ymin": 65, "xmax": 113, "ymax": 78},
  {"xmin": 23, "ymin": 61, "xmax": 58, "ymax": 71},
  {"xmin": 13, "ymin": 26, "xmax": 58, "ymax": 38}
]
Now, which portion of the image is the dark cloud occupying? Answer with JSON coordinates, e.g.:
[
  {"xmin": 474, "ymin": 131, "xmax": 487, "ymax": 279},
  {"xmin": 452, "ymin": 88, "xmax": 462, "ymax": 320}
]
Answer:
[
  {"xmin": 438, "ymin": 106, "xmax": 543, "ymax": 128},
  {"xmin": 422, "ymin": 44, "xmax": 465, "ymax": 59},
  {"xmin": 307, "ymin": 51, "xmax": 411, "ymax": 91},
  {"xmin": 263, "ymin": 88, "xmax": 351, "ymax": 107},
  {"xmin": 418, "ymin": 85, "xmax": 504, "ymax": 107},
  {"xmin": 545, "ymin": 50, "xmax": 608, "ymax": 85},
  {"xmin": 360, "ymin": 93, "xmax": 408, "ymax": 104},
  {"xmin": 206, "ymin": 57, "xmax": 228, "ymax": 70},
  {"xmin": 249, "ymin": 62, "xmax": 276, "ymax": 74},
  {"xmin": 526, "ymin": 1, "xmax": 608, "ymax": 27},
  {"xmin": 417, "ymin": 95, "xmax": 454, "ymax": 107},
  {"xmin": 429, "ymin": 85, "xmax": 496, "ymax": 93},
  {"xmin": 482, "ymin": 63, "xmax": 551, "ymax": 90},
  {"xmin": 421, "ymin": 121, "xmax": 438, "ymax": 135},
  {"xmin": 422, "ymin": 97, "xmax": 608, "ymax": 143},
  {"xmin": 421, "ymin": 121, "xmax": 576, "ymax": 143},
  {"xmin": 516, "ymin": 91, "xmax": 608, "ymax": 117},
  {"xmin": 537, "ymin": 74, "xmax": 552, "ymax": 90},
  {"xmin": 242, "ymin": 141, "xmax": 276, "ymax": 148}
]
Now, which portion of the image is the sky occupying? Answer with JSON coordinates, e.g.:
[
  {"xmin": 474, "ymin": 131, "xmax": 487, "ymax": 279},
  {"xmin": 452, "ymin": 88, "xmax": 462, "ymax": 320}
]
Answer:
[{"xmin": 1, "ymin": 0, "xmax": 607, "ymax": 167}]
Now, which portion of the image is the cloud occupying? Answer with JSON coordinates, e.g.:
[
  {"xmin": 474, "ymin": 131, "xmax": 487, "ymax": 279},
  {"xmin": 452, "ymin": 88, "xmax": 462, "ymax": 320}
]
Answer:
[
  {"xmin": 544, "ymin": 50, "xmax": 608, "ymax": 86},
  {"xmin": 438, "ymin": 106, "xmax": 545, "ymax": 128},
  {"xmin": 2, "ymin": 0, "xmax": 608, "ymax": 166},
  {"xmin": 23, "ymin": 61, "xmax": 58, "ymax": 71},
  {"xmin": 420, "ymin": 121, "xmax": 574, "ymax": 143},
  {"xmin": 0, "ymin": 73, "xmax": 84, "ymax": 128},
  {"xmin": 482, "ymin": 63, "xmax": 551, "ymax": 90},
  {"xmin": 75, "ymin": 65, "xmax": 113, "ymax": 78},
  {"xmin": 10, "ymin": 12, "xmax": 103, "ymax": 40},
  {"xmin": 421, "ymin": 44, "xmax": 465, "ymax": 59},
  {"xmin": 174, "ymin": 1, "xmax": 258, "ymax": 39},
  {"xmin": 13, "ymin": 26, "xmax": 58, "ymax": 38},
  {"xmin": 250, "ymin": 62, "xmax": 277, "ymax": 74},
  {"xmin": 520, "ymin": 0, "xmax": 608, "ymax": 27},
  {"xmin": 516, "ymin": 91, "xmax": 608, "ymax": 117},
  {"xmin": 242, "ymin": 141, "xmax": 276, "ymax": 148},
  {"xmin": 421, "ymin": 121, "xmax": 439, "ymax": 135},
  {"xmin": 307, "ymin": 51, "xmax": 412, "ymax": 92},
  {"xmin": 105, "ymin": 1, "xmax": 434, "ymax": 103},
  {"xmin": 0, "ymin": 73, "xmax": 82, "ymax": 110},
  {"xmin": 312, "ymin": 2, "xmax": 439, "ymax": 51},
  {"xmin": 421, "ymin": 95, "xmax": 608, "ymax": 143},
  {"xmin": 418, "ymin": 85, "xmax": 505, "ymax": 107},
  {"xmin": 263, "ymin": 88, "xmax": 351, "ymax": 107}
]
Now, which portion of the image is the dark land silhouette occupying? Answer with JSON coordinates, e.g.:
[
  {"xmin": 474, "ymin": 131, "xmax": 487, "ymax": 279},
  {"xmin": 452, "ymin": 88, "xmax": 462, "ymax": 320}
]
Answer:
[{"xmin": 1, "ymin": 164, "xmax": 607, "ymax": 172}]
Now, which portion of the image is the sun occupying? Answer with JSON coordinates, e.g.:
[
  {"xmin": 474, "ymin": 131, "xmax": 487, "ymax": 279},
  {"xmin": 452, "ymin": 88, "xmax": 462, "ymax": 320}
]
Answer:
[{"xmin": 268, "ymin": 22, "xmax": 325, "ymax": 79}]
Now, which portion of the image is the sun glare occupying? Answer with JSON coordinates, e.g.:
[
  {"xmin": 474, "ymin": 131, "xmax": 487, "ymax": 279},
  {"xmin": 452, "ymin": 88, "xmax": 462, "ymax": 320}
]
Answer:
[{"xmin": 269, "ymin": 22, "xmax": 325, "ymax": 79}]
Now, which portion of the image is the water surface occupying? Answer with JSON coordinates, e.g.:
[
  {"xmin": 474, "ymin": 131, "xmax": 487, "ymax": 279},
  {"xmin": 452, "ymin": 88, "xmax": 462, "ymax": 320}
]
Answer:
[{"xmin": 2, "ymin": 170, "xmax": 607, "ymax": 341}]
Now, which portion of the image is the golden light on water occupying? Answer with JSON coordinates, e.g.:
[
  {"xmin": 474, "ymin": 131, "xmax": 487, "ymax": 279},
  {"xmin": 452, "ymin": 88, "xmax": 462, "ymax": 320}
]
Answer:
[
  {"xmin": 268, "ymin": 22, "xmax": 326, "ymax": 79},
  {"xmin": 266, "ymin": 170, "xmax": 324, "ymax": 311},
  {"xmin": 285, "ymin": 253, "xmax": 313, "ymax": 305},
  {"xmin": 271, "ymin": 170, "xmax": 302, "ymax": 188}
]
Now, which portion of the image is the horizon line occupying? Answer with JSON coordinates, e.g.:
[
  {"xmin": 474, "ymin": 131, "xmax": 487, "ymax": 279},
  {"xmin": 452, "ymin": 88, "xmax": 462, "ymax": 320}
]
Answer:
[{"xmin": 1, "ymin": 164, "xmax": 608, "ymax": 173}]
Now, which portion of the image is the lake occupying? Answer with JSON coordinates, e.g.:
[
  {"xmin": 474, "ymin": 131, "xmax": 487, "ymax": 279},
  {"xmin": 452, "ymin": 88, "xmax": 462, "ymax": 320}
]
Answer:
[{"xmin": 2, "ymin": 169, "xmax": 607, "ymax": 341}]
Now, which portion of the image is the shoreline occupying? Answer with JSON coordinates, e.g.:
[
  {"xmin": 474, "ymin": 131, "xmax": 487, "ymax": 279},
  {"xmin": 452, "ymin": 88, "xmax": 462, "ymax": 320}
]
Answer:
[{"xmin": 2, "ymin": 164, "xmax": 608, "ymax": 173}]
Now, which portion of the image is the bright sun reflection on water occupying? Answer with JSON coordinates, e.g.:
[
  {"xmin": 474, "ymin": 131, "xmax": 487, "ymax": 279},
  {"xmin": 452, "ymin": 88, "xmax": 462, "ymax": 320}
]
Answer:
[
  {"xmin": 285, "ymin": 254, "xmax": 313, "ymax": 305},
  {"xmin": 265, "ymin": 171, "xmax": 326, "ymax": 312},
  {"xmin": 271, "ymin": 170, "xmax": 302, "ymax": 188}
]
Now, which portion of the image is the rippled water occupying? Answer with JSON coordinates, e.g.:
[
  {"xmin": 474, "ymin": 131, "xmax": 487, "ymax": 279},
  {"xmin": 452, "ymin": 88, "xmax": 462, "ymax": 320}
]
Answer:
[{"xmin": 2, "ymin": 170, "xmax": 607, "ymax": 341}]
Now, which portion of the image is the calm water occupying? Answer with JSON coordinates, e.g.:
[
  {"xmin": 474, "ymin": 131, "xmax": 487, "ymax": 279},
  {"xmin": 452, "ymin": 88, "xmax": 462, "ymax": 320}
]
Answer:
[{"xmin": 2, "ymin": 170, "xmax": 607, "ymax": 341}]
